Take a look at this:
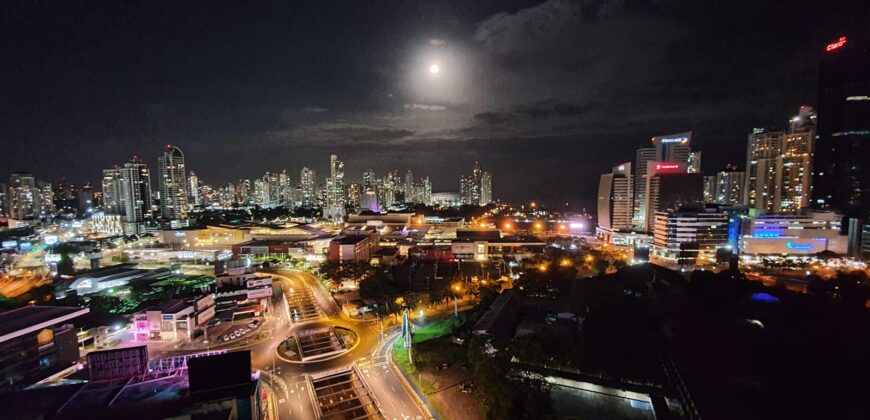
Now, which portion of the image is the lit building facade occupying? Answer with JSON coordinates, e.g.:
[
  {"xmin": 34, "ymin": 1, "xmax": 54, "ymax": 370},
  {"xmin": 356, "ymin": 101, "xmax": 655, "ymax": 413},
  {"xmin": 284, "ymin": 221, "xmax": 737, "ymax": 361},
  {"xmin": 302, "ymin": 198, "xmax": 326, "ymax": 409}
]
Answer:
[
  {"xmin": 596, "ymin": 162, "xmax": 633, "ymax": 243},
  {"xmin": 652, "ymin": 208, "xmax": 729, "ymax": 266},
  {"xmin": 158, "ymin": 145, "xmax": 189, "ymax": 220}
]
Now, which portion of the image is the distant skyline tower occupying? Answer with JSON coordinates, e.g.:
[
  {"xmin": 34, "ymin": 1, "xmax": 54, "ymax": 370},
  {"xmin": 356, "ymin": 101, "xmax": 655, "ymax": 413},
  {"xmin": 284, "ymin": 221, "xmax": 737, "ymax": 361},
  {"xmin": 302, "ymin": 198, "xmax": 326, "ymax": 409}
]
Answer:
[
  {"xmin": 300, "ymin": 167, "xmax": 316, "ymax": 206},
  {"xmin": 479, "ymin": 171, "xmax": 492, "ymax": 206},
  {"xmin": 188, "ymin": 170, "xmax": 201, "ymax": 207},
  {"xmin": 101, "ymin": 167, "xmax": 124, "ymax": 215},
  {"xmin": 404, "ymin": 170, "xmax": 414, "ymax": 203},
  {"xmin": 7, "ymin": 172, "xmax": 41, "ymax": 220},
  {"xmin": 325, "ymin": 155, "xmax": 345, "ymax": 219},
  {"xmin": 157, "ymin": 145, "xmax": 188, "ymax": 220}
]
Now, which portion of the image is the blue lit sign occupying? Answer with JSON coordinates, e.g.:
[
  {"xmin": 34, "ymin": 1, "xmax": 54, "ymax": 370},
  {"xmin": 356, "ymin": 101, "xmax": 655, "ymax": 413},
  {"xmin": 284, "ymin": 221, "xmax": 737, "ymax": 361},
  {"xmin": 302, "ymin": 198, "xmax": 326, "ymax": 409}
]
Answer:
[
  {"xmin": 785, "ymin": 242, "xmax": 813, "ymax": 250},
  {"xmin": 752, "ymin": 231, "xmax": 782, "ymax": 238}
]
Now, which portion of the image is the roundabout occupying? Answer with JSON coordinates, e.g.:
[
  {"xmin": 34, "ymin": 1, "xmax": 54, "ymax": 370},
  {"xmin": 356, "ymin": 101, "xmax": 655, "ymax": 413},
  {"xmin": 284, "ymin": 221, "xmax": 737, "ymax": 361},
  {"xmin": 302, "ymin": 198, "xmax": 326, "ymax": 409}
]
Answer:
[{"xmin": 276, "ymin": 325, "xmax": 360, "ymax": 363}]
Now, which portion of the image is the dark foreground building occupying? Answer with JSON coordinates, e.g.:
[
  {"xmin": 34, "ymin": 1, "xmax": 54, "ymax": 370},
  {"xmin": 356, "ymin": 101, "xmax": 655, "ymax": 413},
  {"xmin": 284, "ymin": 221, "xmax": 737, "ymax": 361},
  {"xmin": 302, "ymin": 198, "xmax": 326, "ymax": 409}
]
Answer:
[{"xmin": 812, "ymin": 34, "xmax": 870, "ymax": 218}]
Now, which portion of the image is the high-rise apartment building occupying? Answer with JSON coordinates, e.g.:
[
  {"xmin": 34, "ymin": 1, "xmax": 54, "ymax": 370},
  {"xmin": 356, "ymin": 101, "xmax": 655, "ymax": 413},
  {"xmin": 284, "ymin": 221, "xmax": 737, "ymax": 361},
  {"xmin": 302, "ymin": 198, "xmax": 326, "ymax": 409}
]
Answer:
[
  {"xmin": 324, "ymin": 155, "xmax": 345, "ymax": 219},
  {"xmin": 479, "ymin": 171, "xmax": 492, "ymax": 206},
  {"xmin": 404, "ymin": 170, "xmax": 415, "ymax": 203},
  {"xmin": 101, "ymin": 167, "xmax": 124, "ymax": 215},
  {"xmin": 120, "ymin": 157, "xmax": 153, "ymax": 233},
  {"xmin": 7, "ymin": 172, "xmax": 41, "ymax": 220},
  {"xmin": 460, "ymin": 161, "xmax": 491, "ymax": 205},
  {"xmin": 812, "ymin": 35, "xmax": 870, "ymax": 218},
  {"xmin": 745, "ymin": 107, "xmax": 816, "ymax": 214},
  {"xmin": 188, "ymin": 171, "xmax": 201, "ymax": 207},
  {"xmin": 713, "ymin": 169, "xmax": 745, "ymax": 206},
  {"xmin": 300, "ymin": 167, "xmax": 316, "ymax": 206},
  {"xmin": 158, "ymin": 145, "xmax": 188, "ymax": 220}
]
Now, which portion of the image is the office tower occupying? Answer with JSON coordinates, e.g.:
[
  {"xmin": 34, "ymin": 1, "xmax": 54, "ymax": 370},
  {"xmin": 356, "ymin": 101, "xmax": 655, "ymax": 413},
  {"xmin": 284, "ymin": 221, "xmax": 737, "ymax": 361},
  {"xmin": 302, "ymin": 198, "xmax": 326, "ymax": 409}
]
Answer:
[
  {"xmin": 703, "ymin": 176, "xmax": 717, "ymax": 204},
  {"xmin": 101, "ymin": 167, "xmax": 124, "ymax": 215},
  {"xmin": 158, "ymin": 145, "xmax": 188, "ymax": 220},
  {"xmin": 7, "ymin": 173, "xmax": 40, "ymax": 220},
  {"xmin": 633, "ymin": 132, "xmax": 695, "ymax": 230},
  {"xmin": 745, "ymin": 107, "xmax": 816, "ymax": 214},
  {"xmin": 300, "ymin": 167, "xmax": 316, "ymax": 206},
  {"xmin": 714, "ymin": 169, "xmax": 745, "ymax": 206},
  {"xmin": 325, "ymin": 155, "xmax": 345, "ymax": 219},
  {"xmin": 597, "ymin": 163, "xmax": 634, "ymax": 233},
  {"xmin": 404, "ymin": 170, "xmax": 414, "ymax": 203},
  {"xmin": 642, "ymin": 162, "xmax": 703, "ymax": 231},
  {"xmin": 188, "ymin": 171, "xmax": 201, "ymax": 207},
  {"xmin": 479, "ymin": 172, "xmax": 492, "ymax": 206},
  {"xmin": 813, "ymin": 35, "xmax": 870, "ymax": 217}
]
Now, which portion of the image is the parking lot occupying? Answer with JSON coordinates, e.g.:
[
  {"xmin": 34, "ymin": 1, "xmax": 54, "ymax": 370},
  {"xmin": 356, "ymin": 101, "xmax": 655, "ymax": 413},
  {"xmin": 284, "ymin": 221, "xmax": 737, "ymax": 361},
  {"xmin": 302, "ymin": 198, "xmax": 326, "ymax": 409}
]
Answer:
[{"xmin": 210, "ymin": 319, "xmax": 261, "ymax": 343}]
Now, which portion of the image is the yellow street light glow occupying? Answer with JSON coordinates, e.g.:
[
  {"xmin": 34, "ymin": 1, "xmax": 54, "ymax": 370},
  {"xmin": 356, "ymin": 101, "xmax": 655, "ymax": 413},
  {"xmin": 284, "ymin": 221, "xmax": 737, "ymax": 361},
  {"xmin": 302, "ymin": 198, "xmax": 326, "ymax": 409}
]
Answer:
[{"xmin": 504, "ymin": 222, "xmax": 512, "ymax": 229}]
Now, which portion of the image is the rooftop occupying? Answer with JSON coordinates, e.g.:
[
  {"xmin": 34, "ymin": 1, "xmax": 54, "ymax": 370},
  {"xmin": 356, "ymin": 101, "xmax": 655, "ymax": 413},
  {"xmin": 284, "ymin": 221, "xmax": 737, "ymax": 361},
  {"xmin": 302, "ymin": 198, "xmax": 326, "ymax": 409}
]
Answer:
[{"xmin": 0, "ymin": 305, "xmax": 90, "ymax": 343}]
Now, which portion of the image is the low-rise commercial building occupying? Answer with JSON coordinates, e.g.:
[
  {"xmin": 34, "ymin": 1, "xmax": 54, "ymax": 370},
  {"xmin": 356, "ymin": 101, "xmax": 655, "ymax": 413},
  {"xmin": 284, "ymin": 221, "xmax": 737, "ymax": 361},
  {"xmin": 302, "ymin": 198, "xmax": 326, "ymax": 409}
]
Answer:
[
  {"xmin": 0, "ymin": 306, "xmax": 89, "ymax": 391},
  {"xmin": 328, "ymin": 228, "xmax": 380, "ymax": 261},
  {"xmin": 652, "ymin": 208, "xmax": 730, "ymax": 266},
  {"xmin": 132, "ymin": 295, "xmax": 215, "ymax": 342},
  {"xmin": 740, "ymin": 212, "xmax": 849, "ymax": 255}
]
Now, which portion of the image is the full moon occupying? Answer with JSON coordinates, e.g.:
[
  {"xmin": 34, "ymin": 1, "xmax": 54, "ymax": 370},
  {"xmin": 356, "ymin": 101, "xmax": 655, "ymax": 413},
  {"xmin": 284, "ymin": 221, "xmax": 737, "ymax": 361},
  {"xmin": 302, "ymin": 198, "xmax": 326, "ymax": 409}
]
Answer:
[{"xmin": 429, "ymin": 64, "xmax": 440, "ymax": 74}]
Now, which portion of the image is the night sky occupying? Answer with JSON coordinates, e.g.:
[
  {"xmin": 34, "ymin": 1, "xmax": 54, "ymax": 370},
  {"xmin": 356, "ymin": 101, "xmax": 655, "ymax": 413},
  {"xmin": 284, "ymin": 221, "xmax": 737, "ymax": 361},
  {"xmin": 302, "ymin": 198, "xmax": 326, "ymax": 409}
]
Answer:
[{"xmin": 2, "ymin": 0, "xmax": 868, "ymax": 208}]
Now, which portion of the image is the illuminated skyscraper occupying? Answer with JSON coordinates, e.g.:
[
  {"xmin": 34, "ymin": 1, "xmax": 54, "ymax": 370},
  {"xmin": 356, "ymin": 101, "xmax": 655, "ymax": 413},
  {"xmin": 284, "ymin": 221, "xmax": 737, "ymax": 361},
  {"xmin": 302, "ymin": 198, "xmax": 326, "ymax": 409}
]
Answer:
[
  {"xmin": 101, "ymin": 167, "xmax": 124, "ymax": 215},
  {"xmin": 7, "ymin": 172, "xmax": 40, "ymax": 220},
  {"xmin": 633, "ymin": 132, "xmax": 695, "ymax": 230},
  {"xmin": 597, "ymin": 163, "xmax": 633, "ymax": 235},
  {"xmin": 300, "ymin": 167, "xmax": 316, "ymax": 206},
  {"xmin": 404, "ymin": 170, "xmax": 414, "ymax": 203},
  {"xmin": 119, "ymin": 156, "xmax": 153, "ymax": 233},
  {"xmin": 188, "ymin": 171, "xmax": 201, "ymax": 207},
  {"xmin": 325, "ymin": 155, "xmax": 345, "ymax": 219},
  {"xmin": 158, "ymin": 145, "xmax": 188, "ymax": 220},
  {"xmin": 745, "ymin": 107, "xmax": 815, "ymax": 214},
  {"xmin": 479, "ymin": 171, "xmax": 492, "ymax": 205}
]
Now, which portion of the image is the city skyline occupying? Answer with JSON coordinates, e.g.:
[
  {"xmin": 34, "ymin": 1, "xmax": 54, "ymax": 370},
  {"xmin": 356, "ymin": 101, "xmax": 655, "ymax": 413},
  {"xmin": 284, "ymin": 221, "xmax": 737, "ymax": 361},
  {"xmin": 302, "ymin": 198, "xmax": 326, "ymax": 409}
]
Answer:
[{"xmin": 3, "ymin": 1, "xmax": 868, "ymax": 206}]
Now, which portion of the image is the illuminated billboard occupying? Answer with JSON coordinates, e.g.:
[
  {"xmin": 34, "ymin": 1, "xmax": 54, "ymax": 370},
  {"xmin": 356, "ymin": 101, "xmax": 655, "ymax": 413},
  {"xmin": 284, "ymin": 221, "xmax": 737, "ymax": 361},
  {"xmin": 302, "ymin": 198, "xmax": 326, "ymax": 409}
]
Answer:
[
  {"xmin": 652, "ymin": 131, "xmax": 692, "ymax": 145},
  {"xmin": 648, "ymin": 161, "xmax": 687, "ymax": 175}
]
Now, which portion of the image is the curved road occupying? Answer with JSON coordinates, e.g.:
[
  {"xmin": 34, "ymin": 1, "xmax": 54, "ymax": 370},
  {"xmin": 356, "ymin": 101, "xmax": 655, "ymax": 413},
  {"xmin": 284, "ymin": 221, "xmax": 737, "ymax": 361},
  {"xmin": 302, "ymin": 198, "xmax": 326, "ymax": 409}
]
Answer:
[{"xmin": 249, "ymin": 268, "xmax": 425, "ymax": 420}]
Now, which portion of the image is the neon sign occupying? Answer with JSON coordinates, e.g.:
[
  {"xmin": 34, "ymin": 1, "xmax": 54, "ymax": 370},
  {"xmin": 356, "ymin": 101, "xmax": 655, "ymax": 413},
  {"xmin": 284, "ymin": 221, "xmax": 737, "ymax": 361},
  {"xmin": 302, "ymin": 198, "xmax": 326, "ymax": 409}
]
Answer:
[
  {"xmin": 659, "ymin": 136, "xmax": 689, "ymax": 144},
  {"xmin": 826, "ymin": 36, "xmax": 847, "ymax": 52},
  {"xmin": 655, "ymin": 163, "xmax": 680, "ymax": 171},
  {"xmin": 785, "ymin": 242, "xmax": 813, "ymax": 250}
]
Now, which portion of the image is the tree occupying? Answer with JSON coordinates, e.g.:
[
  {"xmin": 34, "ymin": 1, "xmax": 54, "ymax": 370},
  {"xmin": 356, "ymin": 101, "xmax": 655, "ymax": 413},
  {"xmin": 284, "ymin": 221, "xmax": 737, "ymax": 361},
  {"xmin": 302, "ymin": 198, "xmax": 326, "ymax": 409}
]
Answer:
[{"xmin": 56, "ymin": 252, "xmax": 75, "ymax": 276}]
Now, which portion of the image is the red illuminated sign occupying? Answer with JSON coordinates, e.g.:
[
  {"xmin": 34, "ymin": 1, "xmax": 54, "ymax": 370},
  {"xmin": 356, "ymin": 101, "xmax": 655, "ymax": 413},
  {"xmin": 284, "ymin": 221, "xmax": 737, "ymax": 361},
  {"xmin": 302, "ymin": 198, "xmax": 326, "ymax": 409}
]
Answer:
[
  {"xmin": 826, "ymin": 36, "xmax": 847, "ymax": 52},
  {"xmin": 655, "ymin": 163, "xmax": 680, "ymax": 171}
]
